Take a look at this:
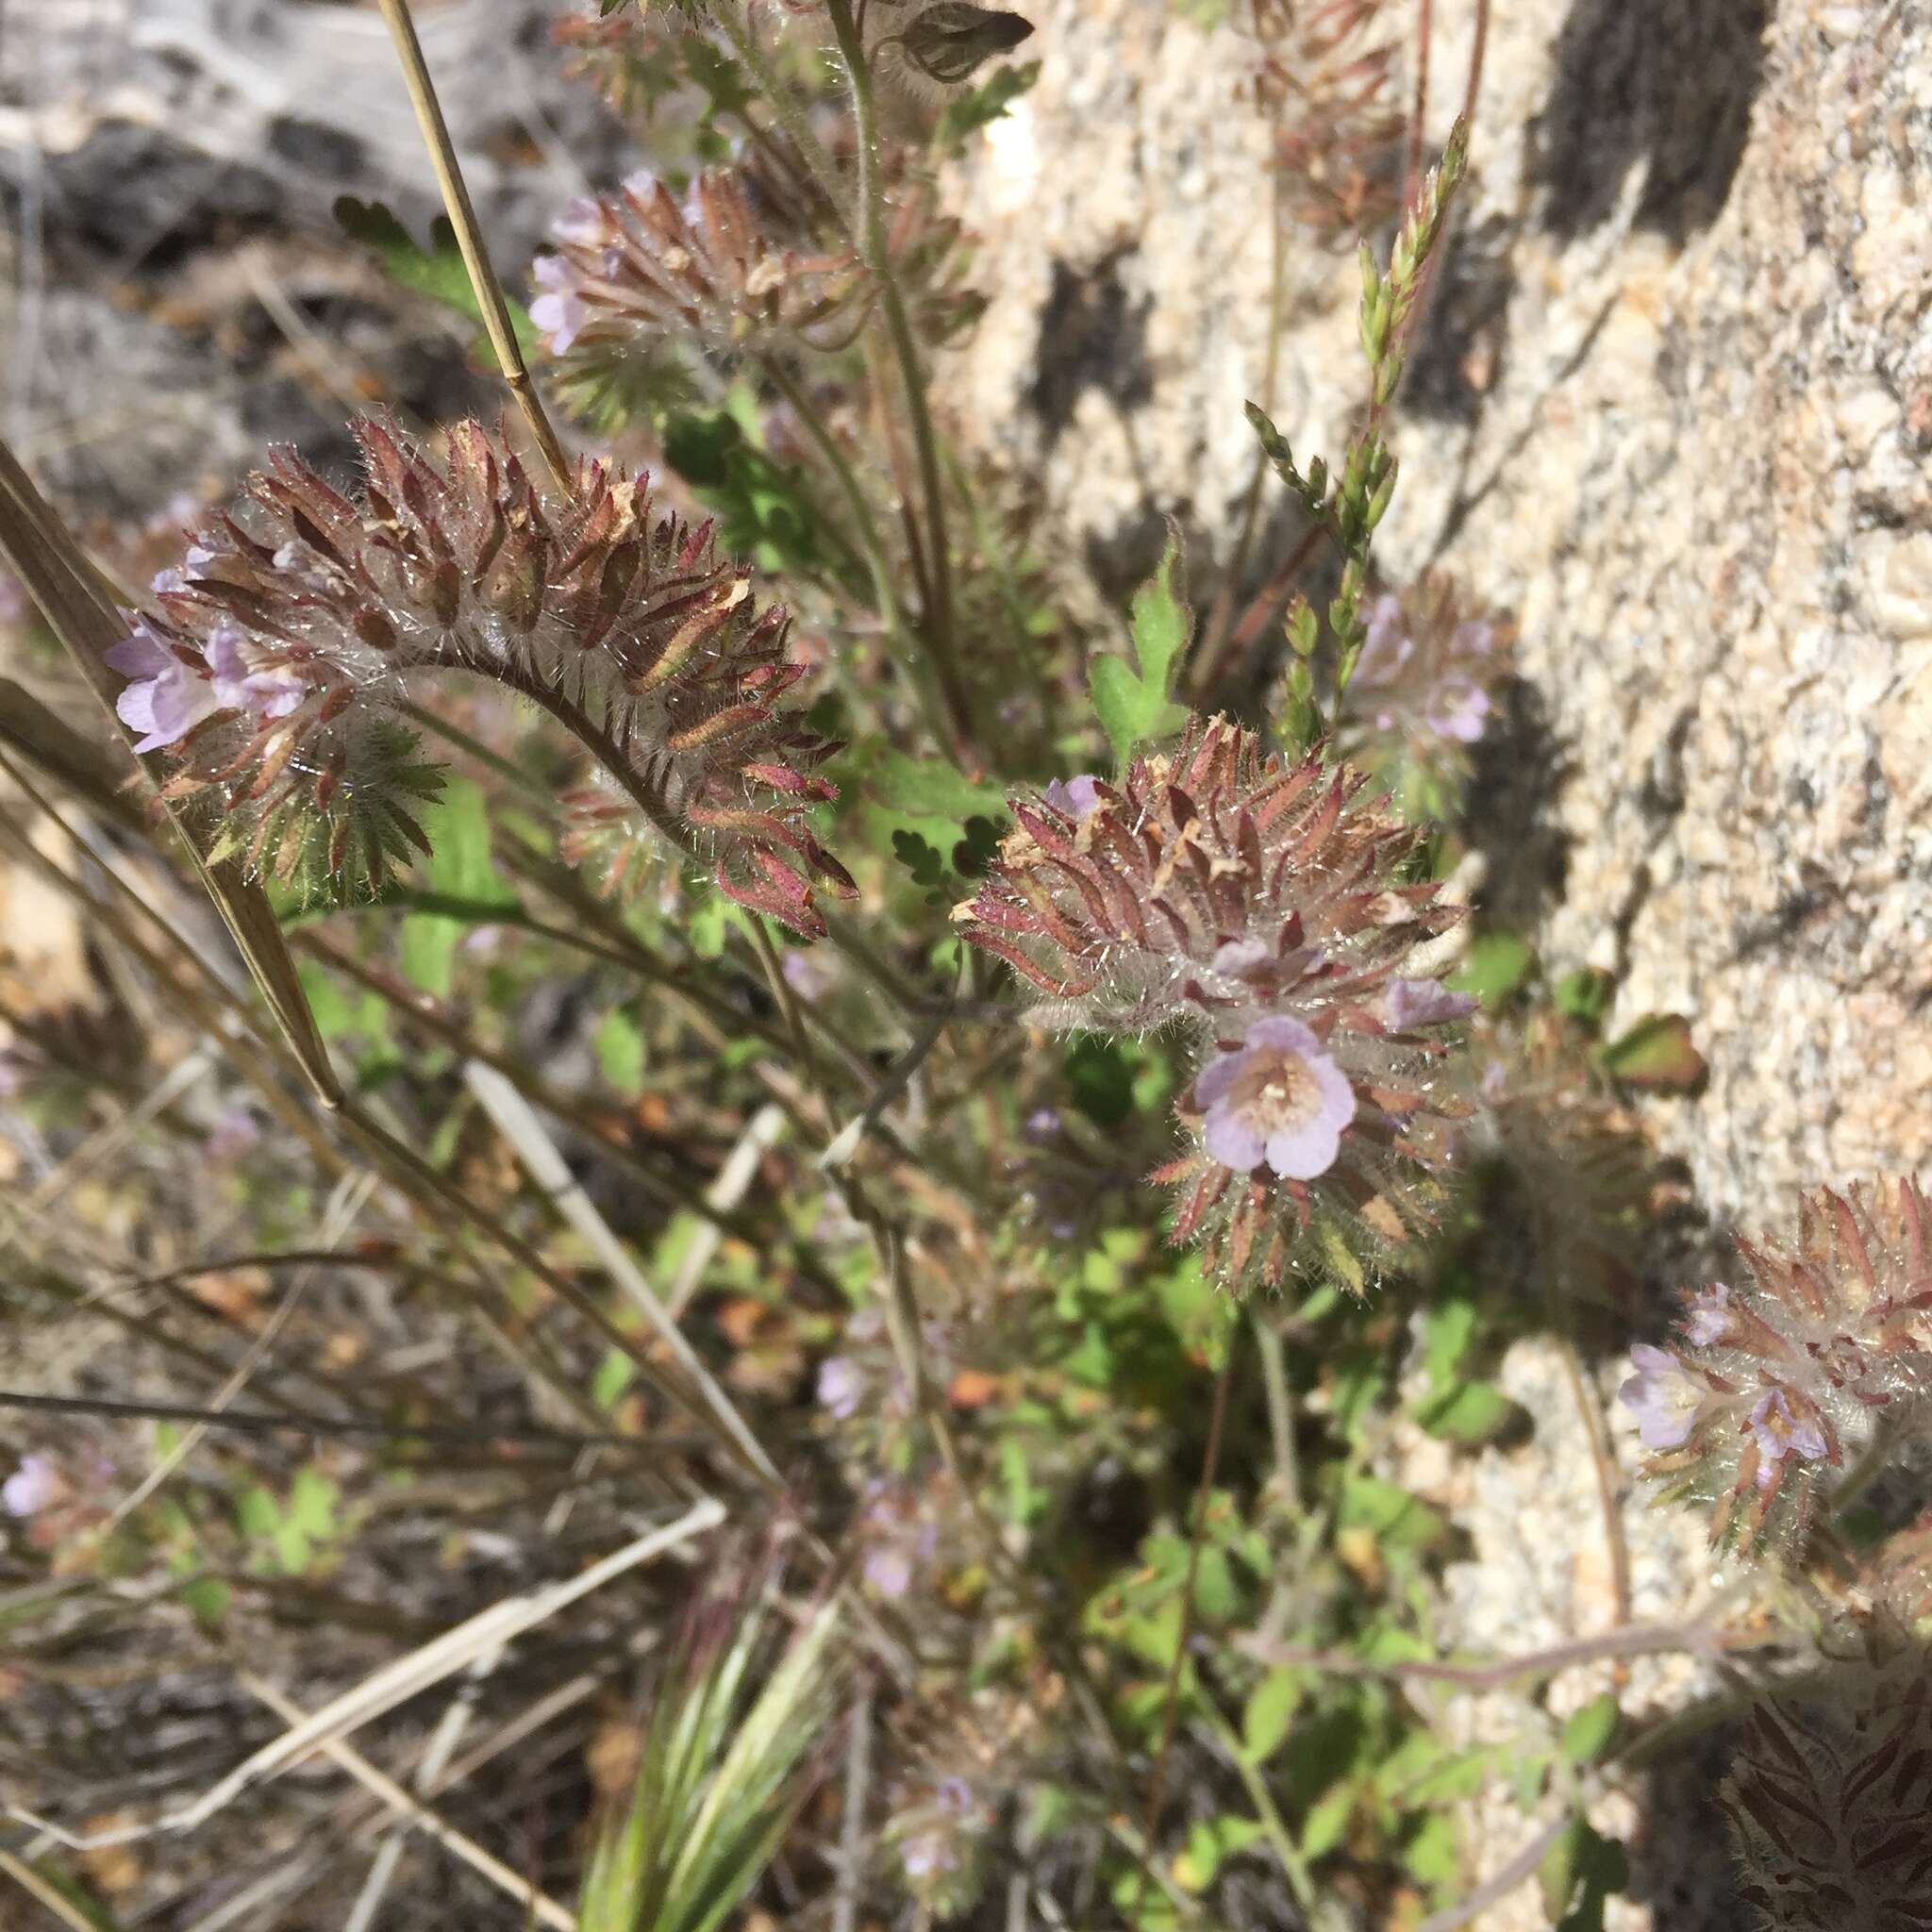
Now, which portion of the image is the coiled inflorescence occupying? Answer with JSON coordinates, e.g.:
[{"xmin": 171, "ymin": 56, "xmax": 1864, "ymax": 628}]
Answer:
[
  {"xmin": 955, "ymin": 719, "xmax": 1474, "ymax": 1291},
  {"xmin": 531, "ymin": 165, "xmax": 982, "ymax": 401},
  {"xmin": 108, "ymin": 416, "xmax": 852, "ymax": 934},
  {"xmin": 1621, "ymin": 1176, "xmax": 1932, "ymax": 1555}
]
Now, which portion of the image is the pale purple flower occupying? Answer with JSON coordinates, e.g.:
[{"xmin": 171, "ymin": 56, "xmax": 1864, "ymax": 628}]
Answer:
[
  {"xmin": 530, "ymin": 256, "xmax": 591, "ymax": 354},
  {"xmin": 1424, "ymin": 675, "xmax": 1492, "ymax": 744},
  {"xmin": 1042, "ymin": 774, "xmax": 1102, "ymax": 819},
  {"xmin": 205, "ymin": 1102, "xmax": 263, "ymax": 1164},
  {"xmin": 105, "ymin": 622, "xmax": 219, "ymax": 752},
  {"xmin": 3, "ymin": 1453, "xmax": 60, "ymax": 1519},
  {"xmin": 1682, "ymin": 1283, "xmax": 1735, "ymax": 1347},
  {"xmin": 1746, "ymin": 1388, "xmax": 1828, "ymax": 1487},
  {"xmin": 817, "ymin": 1356, "xmax": 865, "ymax": 1421},
  {"xmin": 1023, "ymin": 1107, "xmax": 1061, "ymax": 1143},
  {"xmin": 865, "ymin": 1545, "xmax": 914, "ymax": 1599},
  {"xmin": 782, "ymin": 949, "xmax": 838, "ymax": 1003},
  {"xmin": 1386, "ymin": 977, "xmax": 1477, "ymax": 1030},
  {"xmin": 1196, "ymin": 1015, "xmax": 1356, "ymax": 1179},
  {"xmin": 1210, "ymin": 938, "xmax": 1274, "ymax": 982},
  {"xmin": 1620, "ymin": 1342, "xmax": 1704, "ymax": 1450},
  {"xmin": 0, "ymin": 572, "xmax": 27, "ymax": 625},
  {"xmin": 205, "ymin": 624, "xmax": 308, "ymax": 721},
  {"xmin": 900, "ymin": 1827, "xmax": 958, "ymax": 1880},
  {"xmin": 1480, "ymin": 1058, "xmax": 1509, "ymax": 1101},
  {"xmin": 551, "ymin": 195, "xmax": 608, "ymax": 248}
]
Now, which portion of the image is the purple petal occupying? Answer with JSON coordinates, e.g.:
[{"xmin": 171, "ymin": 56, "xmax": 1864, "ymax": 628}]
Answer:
[
  {"xmin": 551, "ymin": 196, "xmax": 607, "ymax": 247},
  {"xmin": 1043, "ymin": 774, "xmax": 1103, "ymax": 819},
  {"xmin": 1681, "ymin": 1284, "xmax": 1733, "ymax": 1347},
  {"xmin": 1387, "ymin": 977, "xmax": 1478, "ymax": 1030},
  {"xmin": 1211, "ymin": 938, "xmax": 1272, "ymax": 979},
  {"xmin": 1243, "ymin": 1013, "xmax": 1324, "ymax": 1057},
  {"xmin": 1203, "ymin": 1098, "xmax": 1267, "ymax": 1172},
  {"xmin": 1263, "ymin": 1112, "xmax": 1344, "ymax": 1180},
  {"xmin": 104, "ymin": 624, "xmax": 175, "ymax": 678},
  {"xmin": 1193, "ymin": 1044, "xmax": 1251, "ymax": 1109}
]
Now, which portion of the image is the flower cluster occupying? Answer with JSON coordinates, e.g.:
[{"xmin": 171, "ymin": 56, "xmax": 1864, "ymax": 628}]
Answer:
[
  {"xmin": 1342, "ymin": 577, "xmax": 1509, "ymax": 807},
  {"xmin": 531, "ymin": 165, "xmax": 981, "ymax": 401},
  {"xmin": 1722, "ymin": 1631, "xmax": 1932, "ymax": 1929},
  {"xmin": 1252, "ymin": 0, "xmax": 1406, "ymax": 245},
  {"xmin": 1620, "ymin": 1177, "xmax": 1932, "ymax": 1554},
  {"xmin": 108, "ymin": 416, "xmax": 852, "ymax": 932},
  {"xmin": 956, "ymin": 720, "xmax": 1473, "ymax": 1291}
]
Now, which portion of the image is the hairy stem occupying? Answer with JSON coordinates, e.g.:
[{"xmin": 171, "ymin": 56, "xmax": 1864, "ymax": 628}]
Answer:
[{"xmin": 824, "ymin": 0, "xmax": 975, "ymax": 764}]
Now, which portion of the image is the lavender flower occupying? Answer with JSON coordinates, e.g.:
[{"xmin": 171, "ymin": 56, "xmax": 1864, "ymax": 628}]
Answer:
[
  {"xmin": 1041, "ymin": 773, "xmax": 1102, "ymax": 818},
  {"xmin": 1620, "ymin": 1343, "xmax": 1703, "ymax": 1451},
  {"xmin": 1341, "ymin": 578, "xmax": 1509, "ymax": 803},
  {"xmin": 1196, "ymin": 1015, "xmax": 1355, "ymax": 1179},
  {"xmin": 1681, "ymin": 1282, "xmax": 1734, "ymax": 1347},
  {"xmin": 817, "ymin": 1356, "xmax": 865, "ymax": 1421},
  {"xmin": 105, "ymin": 624, "xmax": 221, "ymax": 754},
  {"xmin": 3, "ymin": 1453, "xmax": 60, "ymax": 1519},
  {"xmin": 1745, "ymin": 1388, "xmax": 1829, "ymax": 1488}
]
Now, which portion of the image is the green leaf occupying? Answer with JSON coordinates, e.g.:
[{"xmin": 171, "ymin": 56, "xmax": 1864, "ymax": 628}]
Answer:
[
  {"xmin": 334, "ymin": 197, "xmax": 537, "ymax": 357},
  {"xmin": 1242, "ymin": 1668, "xmax": 1304, "ymax": 1765},
  {"xmin": 1599, "ymin": 1013, "xmax": 1706, "ymax": 1092},
  {"xmin": 400, "ymin": 779, "xmax": 515, "ymax": 997},
  {"xmin": 1174, "ymin": 1815, "xmax": 1266, "ymax": 1891},
  {"xmin": 1064, "ymin": 1034, "xmax": 1137, "ymax": 1128},
  {"xmin": 1541, "ymin": 1815, "xmax": 1629, "ymax": 1932},
  {"xmin": 1090, "ymin": 526, "xmax": 1193, "ymax": 763},
  {"xmin": 592, "ymin": 1348, "xmax": 637, "ymax": 1410},
  {"xmin": 1560, "ymin": 1692, "xmax": 1621, "ymax": 1765},
  {"xmin": 868, "ymin": 748, "xmax": 1007, "ymax": 824},
  {"xmin": 936, "ymin": 58, "xmax": 1041, "ymax": 149},
  {"xmin": 1554, "ymin": 966, "xmax": 1615, "ymax": 1027},
  {"xmin": 1300, "ymin": 1783, "xmax": 1356, "ymax": 1859},
  {"xmin": 597, "ymin": 1005, "xmax": 647, "ymax": 1096},
  {"xmin": 1447, "ymin": 931, "xmax": 1536, "ymax": 1008},
  {"xmin": 1415, "ymin": 1378, "xmax": 1523, "ymax": 1445},
  {"xmin": 1335, "ymin": 1474, "xmax": 1453, "ymax": 1554}
]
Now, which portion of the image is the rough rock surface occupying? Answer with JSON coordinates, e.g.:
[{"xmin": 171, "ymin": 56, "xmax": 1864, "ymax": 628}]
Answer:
[
  {"xmin": 942, "ymin": 0, "xmax": 1932, "ymax": 1236},
  {"xmin": 0, "ymin": 0, "xmax": 624, "ymax": 515}
]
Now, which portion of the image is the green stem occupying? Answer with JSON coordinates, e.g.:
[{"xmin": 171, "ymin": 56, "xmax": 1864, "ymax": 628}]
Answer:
[
  {"xmin": 1202, "ymin": 1704, "xmax": 1319, "ymax": 1917},
  {"xmin": 762, "ymin": 356, "xmax": 901, "ymax": 631},
  {"xmin": 709, "ymin": 0, "xmax": 850, "ymax": 224},
  {"xmin": 824, "ymin": 0, "xmax": 975, "ymax": 763}
]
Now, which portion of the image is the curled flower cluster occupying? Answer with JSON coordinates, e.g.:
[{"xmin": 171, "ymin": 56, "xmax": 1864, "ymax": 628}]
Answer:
[
  {"xmin": 1621, "ymin": 1177, "xmax": 1932, "ymax": 1554},
  {"xmin": 532, "ymin": 167, "xmax": 847, "ymax": 363},
  {"xmin": 109, "ymin": 416, "xmax": 852, "ymax": 932},
  {"xmin": 1722, "ymin": 1633, "xmax": 1932, "ymax": 1930},
  {"xmin": 1252, "ymin": 0, "xmax": 1406, "ymax": 244},
  {"xmin": 1343, "ymin": 578, "xmax": 1509, "ymax": 800},
  {"xmin": 532, "ymin": 164, "xmax": 980, "ymax": 395},
  {"xmin": 956, "ymin": 720, "xmax": 1473, "ymax": 1291}
]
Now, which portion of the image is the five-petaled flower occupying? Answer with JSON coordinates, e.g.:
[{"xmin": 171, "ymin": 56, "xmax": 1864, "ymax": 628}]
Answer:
[
  {"xmin": 1197, "ymin": 1016, "xmax": 1356, "ymax": 1180},
  {"xmin": 1620, "ymin": 1342, "xmax": 1704, "ymax": 1451}
]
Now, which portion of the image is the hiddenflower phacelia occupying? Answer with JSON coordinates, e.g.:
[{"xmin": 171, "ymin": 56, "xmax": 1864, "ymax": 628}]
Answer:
[
  {"xmin": 108, "ymin": 417, "xmax": 851, "ymax": 933},
  {"xmin": 1622, "ymin": 1176, "xmax": 1932, "ymax": 1553},
  {"xmin": 956, "ymin": 719, "xmax": 1474, "ymax": 1291}
]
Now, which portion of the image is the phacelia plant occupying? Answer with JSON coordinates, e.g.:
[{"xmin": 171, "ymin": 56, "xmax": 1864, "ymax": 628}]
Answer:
[
  {"xmin": 1722, "ymin": 1631, "xmax": 1932, "ymax": 1932},
  {"xmin": 956, "ymin": 717, "xmax": 1474, "ymax": 1290},
  {"xmin": 1622, "ymin": 1176, "xmax": 1932, "ymax": 1554},
  {"xmin": 112, "ymin": 415, "xmax": 853, "ymax": 933}
]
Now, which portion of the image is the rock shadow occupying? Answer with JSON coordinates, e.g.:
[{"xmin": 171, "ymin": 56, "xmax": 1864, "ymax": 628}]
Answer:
[{"xmin": 1531, "ymin": 0, "xmax": 1772, "ymax": 242}]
